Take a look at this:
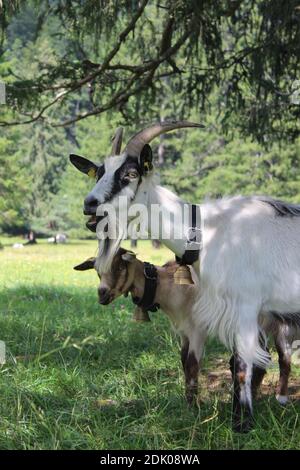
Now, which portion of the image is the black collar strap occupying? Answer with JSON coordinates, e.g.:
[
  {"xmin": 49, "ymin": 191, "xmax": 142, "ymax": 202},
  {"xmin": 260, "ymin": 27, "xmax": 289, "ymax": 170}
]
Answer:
[
  {"xmin": 176, "ymin": 204, "xmax": 202, "ymax": 265},
  {"xmin": 132, "ymin": 262, "xmax": 160, "ymax": 313}
]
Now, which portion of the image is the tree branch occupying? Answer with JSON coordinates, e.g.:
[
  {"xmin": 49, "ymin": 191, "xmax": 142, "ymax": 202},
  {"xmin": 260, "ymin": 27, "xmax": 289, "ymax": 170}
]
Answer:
[
  {"xmin": 0, "ymin": 90, "xmax": 68, "ymax": 126},
  {"xmin": 0, "ymin": 0, "xmax": 149, "ymax": 127},
  {"xmin": 53, "ymin": 27, "xmax": 192, "ymax": 127}
]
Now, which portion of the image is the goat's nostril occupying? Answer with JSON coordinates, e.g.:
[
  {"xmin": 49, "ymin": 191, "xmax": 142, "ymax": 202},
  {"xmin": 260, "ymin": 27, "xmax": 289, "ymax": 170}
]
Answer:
[
  {"xmin": 84, "ymin": 194, "xmax": 99, "ymax": 214},
  {"xmin": 90, "ymin": 199, "xmax": 98, "ymax": 207}
]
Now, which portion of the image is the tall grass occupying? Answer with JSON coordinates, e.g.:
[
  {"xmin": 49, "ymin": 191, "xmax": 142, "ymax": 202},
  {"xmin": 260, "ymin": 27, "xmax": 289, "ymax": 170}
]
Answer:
[{"xmin": 0, "ymin": 238, "xmax": 299, "ymax": 449}]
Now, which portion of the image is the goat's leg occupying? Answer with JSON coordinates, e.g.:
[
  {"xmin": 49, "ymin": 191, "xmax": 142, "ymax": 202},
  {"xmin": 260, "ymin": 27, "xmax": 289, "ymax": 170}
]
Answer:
[
  {"xmin": 180, "ymin": 336, "xmax": 189, "ymax": 370},
  {"xmin": 184, "ymin": 349, "xmax": 199, "ymax": 405},
  {"xmin": 251, "ymin": 364, "xmax": 267, "ymax": 399},
  {"xmin": 229, "ymin": 352, "xmax": 253, "ymax": 433},
  {"xmin": 180, "ymin": 329, "xmax": 207, "ymax": 405},
  {"xmin": 230, "ymin": 354, "xmax": 266, "ymax": 400},
  {"xmin": 181, "ymin": 336, "xmax": 198, "ymax": 405},
  {"xmin": 230, "ymin": 306, "xmax": 271, "ymax": 432},
  {"xmin": 274, "ymin": 324, "xmax": 292, "ymax": 405},
  {"xmin": 251, "ymin": 336, "xmax": 269, "ymax": 398}
]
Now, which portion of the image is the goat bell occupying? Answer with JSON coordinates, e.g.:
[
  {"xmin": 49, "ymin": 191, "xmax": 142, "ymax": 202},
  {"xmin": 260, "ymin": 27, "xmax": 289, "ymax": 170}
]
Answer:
[
  {"xmin": 132, "ymin": 306, "xmax": 151, "ymax": 322},
  {"xmin": 174, "ymin": 265, "xmax": 194, "ymax": 285}
]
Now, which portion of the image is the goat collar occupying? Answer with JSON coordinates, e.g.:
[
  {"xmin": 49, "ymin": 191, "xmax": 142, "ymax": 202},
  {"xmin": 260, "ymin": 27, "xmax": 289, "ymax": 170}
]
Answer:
[
  {"xmin": 131, "ymin": 262, "xmax": 160, "ymax": 313},
  {"xmin": 177, "ymin": 204, "xmax": 201, "ymax": 266}
]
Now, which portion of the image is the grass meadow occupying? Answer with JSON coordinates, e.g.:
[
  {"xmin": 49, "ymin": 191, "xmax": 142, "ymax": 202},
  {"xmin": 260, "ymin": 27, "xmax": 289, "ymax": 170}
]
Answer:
[{"xmin": 0, "ymin": 237, "xmax": 299, "ymax": 450}]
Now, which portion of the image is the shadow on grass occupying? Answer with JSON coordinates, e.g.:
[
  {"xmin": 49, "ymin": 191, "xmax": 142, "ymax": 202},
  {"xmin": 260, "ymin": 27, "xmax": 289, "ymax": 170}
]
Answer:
[
  {"xmin": 0, "ymin": 284, "xmax": 299, "ymax": 449},
  {"xmin": 0, "ymin": 380, "xmax": 234, "ymax": 449},
  {"xmin": 0, "ymin": 284, "xmax": 181, "ymax": 369}
]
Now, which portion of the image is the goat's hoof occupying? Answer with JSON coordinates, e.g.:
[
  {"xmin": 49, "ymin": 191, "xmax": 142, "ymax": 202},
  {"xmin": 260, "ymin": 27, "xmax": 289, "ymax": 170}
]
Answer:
[
  {"xmin": 186, "ymin": 393, "xmax": 198, "ymax": 407},
  {"xmin": 233, "ymin": 421, "xmax": 252, "ymax": 433},
  {"xmin": 276, "ymin": 394, "xmax": 289, "ymax": 406},
  {"xmin": 232, "ymin": 414, "xmax": 253, "ymax": 433}
]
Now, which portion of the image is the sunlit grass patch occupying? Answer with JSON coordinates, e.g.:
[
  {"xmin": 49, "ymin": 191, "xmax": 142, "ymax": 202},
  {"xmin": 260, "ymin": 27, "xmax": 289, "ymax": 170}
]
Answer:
[{"xmin": 0, "ymin": 238, "xmax": 299, "ymax": 449}]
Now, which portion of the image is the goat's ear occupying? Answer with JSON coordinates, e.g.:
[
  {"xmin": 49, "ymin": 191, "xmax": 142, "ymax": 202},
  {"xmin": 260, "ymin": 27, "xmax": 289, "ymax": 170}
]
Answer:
[
  {"xmin": 69, "ymin": 154, "xmax": 99, "ymax": 178},
  {"xmin": 73, "ymin": 257, "xmax": 96, "ymax": 271},
  {"xmin": 121, "ymin": 251, "xmax": 136, "ymax": 263},
  {"xmin": 140, "ymin": 144, "xmax": 153, "ymax": 174}
]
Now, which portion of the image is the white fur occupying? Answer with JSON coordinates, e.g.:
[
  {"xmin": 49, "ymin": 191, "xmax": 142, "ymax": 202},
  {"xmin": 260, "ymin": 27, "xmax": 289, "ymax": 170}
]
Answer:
[
  {"xmin": 276, "ymin": 394, "xmax": 289, "ymax": 405},
  {"xmin": 193, "ymin": 196, "xmax": 300, "ymax": 368}
]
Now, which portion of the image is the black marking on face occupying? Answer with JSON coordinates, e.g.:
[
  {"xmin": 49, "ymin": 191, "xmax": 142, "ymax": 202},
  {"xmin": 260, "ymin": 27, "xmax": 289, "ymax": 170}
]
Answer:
[
  {"xmin": 107, "ymin": 156, "xmax": 142, "ymax": 202},
  {"xmin": 96, "ymin": 164, "xmax": 105, "ymax": 182},
  {"xmin": 85, "ymin": 156, "xmax": 144, "ymax": 232}
]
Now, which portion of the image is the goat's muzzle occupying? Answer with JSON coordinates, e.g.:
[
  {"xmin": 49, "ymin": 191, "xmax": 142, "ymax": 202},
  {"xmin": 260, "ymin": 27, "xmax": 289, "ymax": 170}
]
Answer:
[{"xmin": 98, "ymin": 287, "xmax": 112, "ymax": 305}]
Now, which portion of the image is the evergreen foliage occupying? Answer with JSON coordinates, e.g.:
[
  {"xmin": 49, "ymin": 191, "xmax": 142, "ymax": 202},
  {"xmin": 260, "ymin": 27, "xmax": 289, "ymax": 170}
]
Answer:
[{"xmin": 0, "ymin": 1, "xmax": 300, "ymax": 236}]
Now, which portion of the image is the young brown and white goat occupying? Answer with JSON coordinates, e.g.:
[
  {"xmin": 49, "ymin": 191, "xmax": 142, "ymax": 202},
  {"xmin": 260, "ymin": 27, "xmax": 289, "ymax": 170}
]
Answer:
[
  {"xmin": 74, "ymin": 247, "xmax": 204, "ymax": 404},
  {"xmin": 75, "ymin": 248, "xmax": 298, "ymax": 409}
]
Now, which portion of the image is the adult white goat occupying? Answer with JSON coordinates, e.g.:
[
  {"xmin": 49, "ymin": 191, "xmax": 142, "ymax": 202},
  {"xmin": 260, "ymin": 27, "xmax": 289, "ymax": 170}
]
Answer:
[{"xmin": 70, "ymin": 121, "xmax": 300, "ymax": 431}]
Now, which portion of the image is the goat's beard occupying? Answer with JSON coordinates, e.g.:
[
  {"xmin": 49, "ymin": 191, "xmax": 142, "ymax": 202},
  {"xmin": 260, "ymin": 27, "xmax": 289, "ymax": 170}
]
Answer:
[{"xmin": 95, "ymin": 212, "xmax": 127, "ymax": 274}]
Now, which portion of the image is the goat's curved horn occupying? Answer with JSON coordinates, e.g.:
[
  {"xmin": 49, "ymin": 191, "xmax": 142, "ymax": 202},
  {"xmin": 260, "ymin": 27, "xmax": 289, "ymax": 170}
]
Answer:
[
  {"xmin": 111, "ymin": 127, "xmax": 124, "ymax": 156},
  {"xmin": 124, "ymin": 120, "xmax": 205, "ymax": 157}
]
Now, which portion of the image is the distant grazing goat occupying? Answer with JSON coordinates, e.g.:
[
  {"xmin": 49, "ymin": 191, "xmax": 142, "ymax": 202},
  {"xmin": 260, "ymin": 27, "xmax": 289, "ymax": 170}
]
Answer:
[{"xmin": 74, "ymin": 248, "xmax": 298, "ymax": 411}]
